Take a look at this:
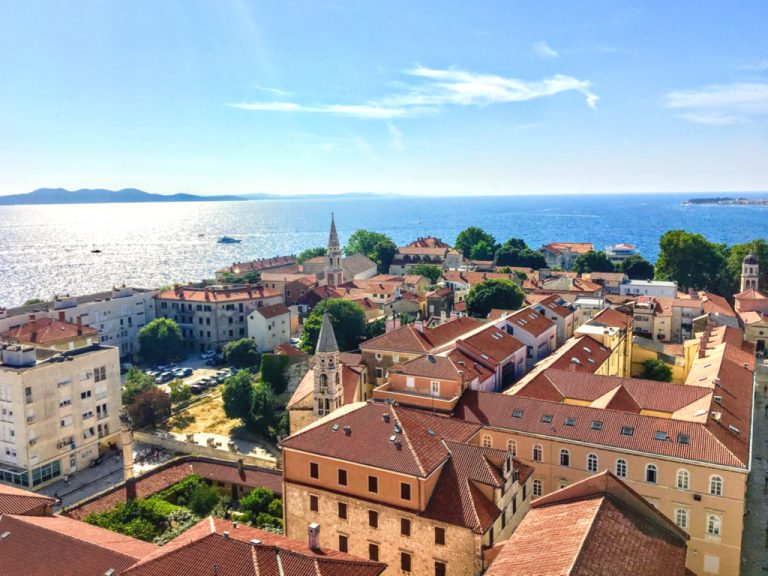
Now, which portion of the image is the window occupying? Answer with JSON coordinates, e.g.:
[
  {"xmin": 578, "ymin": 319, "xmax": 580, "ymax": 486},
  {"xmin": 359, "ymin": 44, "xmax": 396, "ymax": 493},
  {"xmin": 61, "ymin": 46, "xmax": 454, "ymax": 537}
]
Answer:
[
  {"xmin": 707, "ymin": 514, "xmax": 721, "ymax": 536},
  {"xmin": 368, "ymin": 475, "xmax": 379, "ymax": 493},
  {"xmin": 506, "ymin": 439, "xmax": 517, "ymax": 456},
  {"xmin": 369, "ymin": 510, "xmax": 379, "ymax": 528},
  {"xmin": 591, "ymin": 421, "xmax": 603, "ymax": 430},
  {"xmin": 401, "ymin": 482, "xmax": 411, "ymax": 501},
  {"xmin": 338, "ymin": 469, "xmax": 347, "ymax": 486},
  {"xmin": 587, "ymin": 453, "xmax": 598, "ymax": 472},
  {"xmin": 676, "ymin": 469, "xmax": 690, "ymax": 490},
  {"xmin": 94, "ymin": 366, "xmax": 107, "ymax": 382},
  {"xmin": 522, "ymin": 484, "xmax": 527, "ymax": 501},
  {"xmin": 533, "ymin": 444, "xmax": 543, "ymax": 462},
  {"xmin": 80, "ymin": 390, "xmax": 92, "ymax": 400},
  {"xmin": 677, "ymin": 433, "xmax": 690, "ymax": 445},
  {"xmin": 675, "ymin": 508, "xmax": 689, "ymax": 530},
  {"xmin": 401, "ymin": 518, "xmax": 411, "ymax": 537},
  {"xmin": 533, "ymin": 479, "xmax": 542, "ymax": 497},
  {"xmin": 338, "ymin": 534, "xmax": 348, "ymax": 553},
  {"xmin": 430, "ymin": 380, "xmax": 440, "ymax": 396},
  {"xmin": 559, "ymin": 449, "xmax": 570, "ymax": 467},
  {"xmin": 482, "ymin": 434, "xmax": 492, "ymax": 448},
  {"xmin": 310, "ymin": 462, "xmax": 319, "ymax": 479},
  {"xmin": 645, "ymin": 464, "xmax": 658, "ymax": 484},
  {"xmin": 338, "ymin": 502, "xmax": 347, "ymax": 519},
  {"xmin": 435, "ymin": 561, "xmax": 447, "ymax": 576},
  {"xmin": 710, "ymin": 475, "xmax": 723, "ymax": 496},
  {"xmin": 541, "ymin": 414, "xmax": 553, "ymax": 423},
  {"xmin": 435, "ymin": 526, "xmax": 445, "ymax": 545},
  {"xmin": 616, "ymin": 459, "xmax": 627, "ymax": 478},
  {"xmin": 564, "ymin": 417, "xmax": 576, "ymax": 426},
  {"xmin": 375, "ymin": 353, "xmax": 382, "ymax": 361},
  {"xmin": 401, "ymin": 552, "xmax": 412, "ymax": 572},
  {"xmin": 703, "ymin": 555, "xmax": 720, "ymax": 574},
  {"xmin": 621, "ymin": 426, "xmax": 634, "ymax": 436},
  {"xmin": 369, "ymin": 543, "xmax": 379, "ymax": 562},
  {"xmin": 654, "ymin": 431, "xmax": 668, "ymax": 441},
  {"xmin": 512, "ymin": 494, "xmax": 517, "ymax": 514},
  {"xmin": 512, "ymin": 409, "xmax": 524, "ymax": 418}
]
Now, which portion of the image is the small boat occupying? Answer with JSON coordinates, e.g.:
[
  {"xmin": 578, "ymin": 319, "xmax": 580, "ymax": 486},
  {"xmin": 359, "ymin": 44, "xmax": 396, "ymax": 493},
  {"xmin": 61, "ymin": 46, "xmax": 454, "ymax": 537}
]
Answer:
[
  {"xmin": 217, "ymin": 236, "xmax": 241, "ymax": 244},
  {"xmin": 91, "ymin": 248, "xmax": 102, "ymax": 253}
]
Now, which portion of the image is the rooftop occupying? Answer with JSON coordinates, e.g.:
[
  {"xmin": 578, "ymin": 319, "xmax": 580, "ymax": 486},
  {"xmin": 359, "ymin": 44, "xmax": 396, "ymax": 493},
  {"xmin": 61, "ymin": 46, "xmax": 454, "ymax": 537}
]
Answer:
[{"xmin": 156, "ymin": 285, "xmax": 280, "ymax": 303}]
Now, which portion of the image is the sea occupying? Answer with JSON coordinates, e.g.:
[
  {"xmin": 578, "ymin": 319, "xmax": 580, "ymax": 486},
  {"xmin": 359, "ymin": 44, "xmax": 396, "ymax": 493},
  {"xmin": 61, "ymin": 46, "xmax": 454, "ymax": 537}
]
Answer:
[{"xmin": 1, "ymin": 192, "xmax": 767, "ymax": 308}]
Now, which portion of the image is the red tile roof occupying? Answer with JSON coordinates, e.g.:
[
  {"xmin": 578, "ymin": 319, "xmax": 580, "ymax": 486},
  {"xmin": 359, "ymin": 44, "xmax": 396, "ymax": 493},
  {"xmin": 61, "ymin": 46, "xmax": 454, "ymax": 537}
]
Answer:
[
  {"xmin": 588, "ymin": 307, "xmax": 633, "ymax": 330},
  {"xmin": 0, "ymin": 482, "xmax": 57, "ymax": 515},
  {"xmin": 542, "ymin": 242, "xmax": 594, "ymax": 255},
  {"xmin": 224, "ymin": 255, "xmax": 297, "ymax": 274},
  {"xmin": 156, "ymin": 286, "xmax": 280, "ymax": 303},
  {"xmin": 360, "ymin": 317, "xmax": 484, "ymax": 354},
  {"xmin": 124, "ymin": 517, "xmax": 385, "ymax": 576},
  {"xmin": 282, "ymin": 402, "xmax": 482, "ymax": 477},
  {"xmin": 0, "ymin": 513, "xmax": 156, "ymax": 576},
  {"xmin": 502, "ymin": 307, "xmax": 555, "ymax": 337},
  {"xmin": 486, "ymin": 472, "xmax": 688, "ymax": 576},
  {"xmin": 0, "ymin": 317, "xmax": 98, "ymax": 344},
  {"xmin": 274, "ymin": 343, "xmax": 307, "ymax": 356},
  {"xmin": 457, "ymin": 324, "xmax": 525, "ymax": 363},
  {"xmin": 406, "ymin": 237, "xmax": 451, "ymax": 249},
  {"xmin": 252, "ymin": 302, "xmax": 291, "ymax": 319}
]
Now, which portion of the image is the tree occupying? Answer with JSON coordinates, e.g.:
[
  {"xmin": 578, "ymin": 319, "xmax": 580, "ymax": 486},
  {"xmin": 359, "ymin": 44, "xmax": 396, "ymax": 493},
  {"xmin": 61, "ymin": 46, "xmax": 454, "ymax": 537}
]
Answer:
[
  {"xmin": 138, "ymin": 318, "xmax": 185, "ymax": 364},
  {"xmin": 168, "ymin": 379, "xmax": 191, "ymax": 405},
  {"xmin": 223, "ymin": 339, "xmax": 262, "ymax": 370},
  {"xmin": 218, "ymin": 271, "xmax": 260, "ymax": 285},
  {"xmin": 408, "ymin": 263, "xmax": 442, "ymax": 284},
  {"xmin": 222, "ymin": 371, "xmax": 256, "ymax": 425},
  {"xmin": 250, "ymin": 382, "xmax": 277, "ymax": 437},
  {"xmin": 725, "ymin": 239, "xmax": 768, "ymax": 294},
  {"xmin": 187, "ymin": 482, "xmax": 221, "ymax": 516},
  {"xmin": 454, "ymin": 227, "xmax": 496, "ymax": 259},
  {"xmin": 642, "ymin": 359, "xmax": 673, "ymax": 382},
  {"xmin": 621, "ymin": 255, "xmax": 655, "ymax": 280},
  {"xmin": 365, "ymin": 317, "xmax": 386, "ymax": 340},
  {"xmin": 297, "ymin": 246, "xmax": 326, "ymax": 264},
  {"xmin": 23, "ymin": 297, "xmax": 44, "ymax": 305},
  {"xmin": 465, "ymin": 279, "xmax": 525, "ymax": 318},
  {"xmin": 494, "ymin": 246, "xmax": 547, "ymax": 268},
  {"xmin": 468, "ymin": 239, "xmax": 495, "ymax": 261},
  {"xmin": 260, "ymin": 354, "xmax": 290, "ymax": 395},
  {"xmin": 502, "ymin": 238, "xmax": 527, "ymax": 251},
  {"xmin": 573, "ymin": 250, "xmax": 615, "ymax": 273},
  {"xmin": 344, "ymin": 230, "xmax": 397, "ymax": 272},
  {"xmin": 127, "ymin": 388, "xmax": 171, "ymax": 428},
  {"xmin": 122, "ymin": 368, "xmax": 155, "ymax": 406},
  {"xmin": 240, "ymin": 487, "xmax": 277, "ymax": 517},
  {"xmin": 655, "ymin": 230, "xmax": 728, "ymax": 292},
  {"xmin": 300, "ymin": 299, "xmax": 367, "ymax": 353}
]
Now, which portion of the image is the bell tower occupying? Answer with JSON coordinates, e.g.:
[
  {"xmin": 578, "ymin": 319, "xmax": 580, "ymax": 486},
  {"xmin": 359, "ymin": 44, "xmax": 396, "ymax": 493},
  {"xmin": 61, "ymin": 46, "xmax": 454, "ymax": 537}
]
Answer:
[
  {"xmin": 313, "ymin": 311, "xmax": 343, "ymax": 417},
  {"xmin": 741, "ymin": 252, "xmax": 759, "ymax": 292},
  {"xmin": 325, "ymin": 213, "xmax": 344, "ymax": 287}
]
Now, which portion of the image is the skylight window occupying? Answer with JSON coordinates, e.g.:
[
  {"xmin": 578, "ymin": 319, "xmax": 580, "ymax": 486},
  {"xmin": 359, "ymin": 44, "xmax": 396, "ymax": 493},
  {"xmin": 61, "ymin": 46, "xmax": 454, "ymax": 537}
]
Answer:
[
  {"xmin": 728, "ymin": 425, "xmax": 740, "ymax": 434},
  {"xmin": 694, "ymin": 409, "xmax": 708, "ymax": 417},
  {"xmin": 512, "ymin": 409, "xmax": 524, "ymax": 418},
  {"xmin": 582, "ymin": 347, "xmax": 592, "ymax": 353},
  {"xmin": 654, "ymin": 431, "xmax": 669, "ymax": 441},
  {"xmin": 621, "ymin": 426, "xmax": 635, "ymax": 436},
  {"xmin": 677, "ymin": 434, "xmax": 690, "ymax": 445},
  {"xmin": 541, "ymin": 414, "xmax": 553, "ymax": 423},
  {"xmin": 331, "ymin": 424, "xmax": 339, "ymax": 432},
  {"xmin": 591, "ymin": 421, "xmax": 603, "ymax": 430},
  {"xmin": 565, "ymin": 417, "xmax": 576, "ymax": 427},
  {"xmin": 587, "ymin": 358, "xmax": 595, "ymax": 364}
]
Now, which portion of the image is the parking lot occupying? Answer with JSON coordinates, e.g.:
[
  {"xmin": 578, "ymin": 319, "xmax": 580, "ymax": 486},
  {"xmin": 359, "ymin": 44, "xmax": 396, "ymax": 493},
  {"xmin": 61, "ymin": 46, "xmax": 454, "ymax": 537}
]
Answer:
[{"xmin": 139, "ymin": 351, "xmax": 234, "ymax": 396}]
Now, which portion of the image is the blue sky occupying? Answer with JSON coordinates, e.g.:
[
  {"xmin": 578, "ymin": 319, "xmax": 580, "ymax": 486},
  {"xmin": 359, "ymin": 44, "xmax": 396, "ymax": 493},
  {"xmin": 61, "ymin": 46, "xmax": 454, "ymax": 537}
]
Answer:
[{"xmin": 1, "ymin": 0, "xmax": 767, "ymax": 196}]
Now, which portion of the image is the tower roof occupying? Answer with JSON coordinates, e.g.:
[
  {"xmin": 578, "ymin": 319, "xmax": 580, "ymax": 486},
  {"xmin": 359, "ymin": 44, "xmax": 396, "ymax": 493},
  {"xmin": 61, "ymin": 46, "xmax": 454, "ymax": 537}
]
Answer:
[
  {"xmin": 328, "ymin": 213, "xmax": 340, "ymax": 250},
  {"xmin": 744, "ymin": 251, "xmax": 759, "ymax": 266},
  {"xmin": 316, "ymin": 310, "xmax": 339, "ymax": 353}
]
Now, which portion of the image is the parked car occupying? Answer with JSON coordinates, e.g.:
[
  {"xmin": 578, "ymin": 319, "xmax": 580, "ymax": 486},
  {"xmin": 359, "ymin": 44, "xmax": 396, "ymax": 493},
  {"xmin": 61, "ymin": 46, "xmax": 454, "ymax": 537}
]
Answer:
[
  {"xmin": 179, "ymin": 368, "xmax": 194, "ymax": 378},
  {"xmin": 89, "ymin": 454, "xmax": 104, "ymax": 468},
  {"xmin": 189, "ymin": 384, "xmax": 205, "ymax": 394}
]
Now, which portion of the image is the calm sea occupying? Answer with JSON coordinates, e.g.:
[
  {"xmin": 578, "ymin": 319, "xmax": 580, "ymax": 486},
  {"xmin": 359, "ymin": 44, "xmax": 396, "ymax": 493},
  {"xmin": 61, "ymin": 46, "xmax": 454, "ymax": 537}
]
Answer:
[{"xmin": 1, "ymin": 192, "xmax": 767, "ymax": 308}]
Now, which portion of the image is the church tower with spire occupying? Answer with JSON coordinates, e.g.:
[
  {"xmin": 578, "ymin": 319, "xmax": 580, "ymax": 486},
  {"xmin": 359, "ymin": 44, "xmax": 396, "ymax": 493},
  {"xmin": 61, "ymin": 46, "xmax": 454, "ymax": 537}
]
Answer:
[
  {"xmin": 325, "ymin": 213, "xmax": 344, "ymax": 288},
  {"xmin": 313, "ymin": 311, "xmax": 343, "ymax": 417},
  {"xmin": 741, "ymin": 252, "xmax": 760, "ymax": 292}
]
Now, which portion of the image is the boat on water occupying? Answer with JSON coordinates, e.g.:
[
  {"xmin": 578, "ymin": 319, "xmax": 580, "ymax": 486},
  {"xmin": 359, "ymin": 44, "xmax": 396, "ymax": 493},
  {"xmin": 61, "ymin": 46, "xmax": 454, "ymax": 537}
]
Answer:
[
  {"xmin": 91, "ymin": 249, "xmax": 102, "ymax": 253},
  {"xmin": 217, "ymin": 236, "xmax": 241, "ymax": 244}
]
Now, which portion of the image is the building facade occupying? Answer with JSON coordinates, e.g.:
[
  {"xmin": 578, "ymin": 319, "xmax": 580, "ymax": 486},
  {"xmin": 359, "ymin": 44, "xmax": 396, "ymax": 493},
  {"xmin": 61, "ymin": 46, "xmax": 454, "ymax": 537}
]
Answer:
[{"xmin": 247, "ymin": 303, "xmax": 291, "ymax": 352}]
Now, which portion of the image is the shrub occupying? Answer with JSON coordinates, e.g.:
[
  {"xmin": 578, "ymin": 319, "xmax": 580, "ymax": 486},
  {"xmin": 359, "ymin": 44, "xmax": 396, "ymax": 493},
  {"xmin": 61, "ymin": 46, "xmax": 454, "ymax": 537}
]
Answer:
[{"xmin": 187, "ymin": 482, "xmax": 221, "ymax": 516}]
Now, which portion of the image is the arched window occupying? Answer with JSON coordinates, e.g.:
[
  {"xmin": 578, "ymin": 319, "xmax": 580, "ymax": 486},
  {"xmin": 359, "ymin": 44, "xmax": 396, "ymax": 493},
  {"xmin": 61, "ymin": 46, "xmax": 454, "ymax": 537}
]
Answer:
[
  {"xmin": 533, "ymin": 444, "xmax": 543, "ymax": 462},
  {"xmin": 675, "ymin": 508, "xmax": 689, "ymax": 530},
  {"xmin": 319, "ymin": 373, "xmax": 328, "ymax": 392},
  {"xmin": 676, "ymin": 469, "xmax": 690, "ymax": 490},
  {"xmin": 710, "ymin": 475, "xmax": 723, "ymax": 496},
  {"xmin": 506, "ymin": 439, "xmax": 517, "ymax": 456},
  {"xmin": 645, "ymin": 464, "xmax": 658, "ymax": 484},
  {"xmin": 707, "ymin": 514, "xmax": 721, "ymax": 536},
  {"xmin": 587, "ymin": 453, "xmax": 598, "ymax": 473},
  {"xmin": 616, "ymin": 459, "xmax": 627, "ymax": 478},
  {"xmin": 533, "ymin": 479, "xmax": 542, "ymax": 497},
  {"xmin": 482, "ymin": 434, "xmax": 492, "ymax": 448},
  {"xmin": 559, "ymin": 449, "xmax": 570, "ymax": 467}
]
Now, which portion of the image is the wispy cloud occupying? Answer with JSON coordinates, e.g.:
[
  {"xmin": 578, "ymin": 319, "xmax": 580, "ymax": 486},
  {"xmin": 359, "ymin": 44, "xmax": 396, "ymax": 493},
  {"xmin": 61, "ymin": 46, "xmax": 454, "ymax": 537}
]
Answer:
[
  {"xmin": 230, "ymin": 65, "xmax": 598, "ymax": 119},
  {"xmin": 387, "ymin": 123, "xmax": 404, "ymax": 151},
  {"xmin": 253, "ymin": 83, "xmax": 292, "ymax": 96},
  {"xmin": 736, "ymin": 60, "xmax": 768, "ymax": 72},
  {"xmin": 533, "ymin": 41, "xmax": 559, "ymax": 59},
  {"xmin": 664, "ymin": 82, "xmax": 768, "ymax": 125}
]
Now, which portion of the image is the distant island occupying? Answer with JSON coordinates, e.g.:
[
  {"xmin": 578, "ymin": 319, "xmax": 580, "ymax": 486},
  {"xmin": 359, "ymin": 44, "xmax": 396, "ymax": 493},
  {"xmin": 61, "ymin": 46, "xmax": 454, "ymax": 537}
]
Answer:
[
  {"xmin": 0, "ymin": 188, "xmax": 401, "ymax": 206},
  {"xmin": 684, "ymin": 197, "xmax": 768, "ymax": 206}
]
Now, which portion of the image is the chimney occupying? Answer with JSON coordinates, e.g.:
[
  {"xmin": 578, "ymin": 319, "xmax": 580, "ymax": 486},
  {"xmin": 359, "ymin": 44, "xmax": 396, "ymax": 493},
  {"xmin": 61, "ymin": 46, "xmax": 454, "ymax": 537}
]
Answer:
[
  {"xmin": 414, "ymin": 320, "xmax": 424, "ymax": 333},
  {"xmin": 77, "ymin": 315, "xmax": 83, "ymax": 336},
  {"xmin": 308, "ymin": 523, "xmax": 321, "ymax": 550},
  {"xmin": 58, "ymin": 310, "xmax": 66, "ymax": 322}
]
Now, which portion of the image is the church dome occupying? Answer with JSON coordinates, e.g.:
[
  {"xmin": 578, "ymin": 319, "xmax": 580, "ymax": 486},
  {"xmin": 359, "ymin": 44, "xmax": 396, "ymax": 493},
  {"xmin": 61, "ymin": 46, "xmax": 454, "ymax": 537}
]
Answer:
[{"xmin": 744, "ymin": 252, "xmax": 759, "ymax": 265}]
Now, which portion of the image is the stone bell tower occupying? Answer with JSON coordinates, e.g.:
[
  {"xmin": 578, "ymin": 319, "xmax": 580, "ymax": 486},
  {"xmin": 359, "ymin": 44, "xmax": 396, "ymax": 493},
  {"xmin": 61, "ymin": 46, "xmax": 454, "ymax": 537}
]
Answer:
[
  {"xmin": 313, "ymin": 311, "xmax": 343, "ymax": 417},
  {"xmin": 741, "ymin": 252, "xmax": 759, "ymax": 292},
  {"xmin": 325, "ymin": 214, "xmax": 344, "ymax": 288}
]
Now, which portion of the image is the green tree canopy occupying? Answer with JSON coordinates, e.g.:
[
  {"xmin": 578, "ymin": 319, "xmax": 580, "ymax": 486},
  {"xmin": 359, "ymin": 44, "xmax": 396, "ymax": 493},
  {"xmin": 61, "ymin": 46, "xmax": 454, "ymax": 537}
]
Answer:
[
  {"xmin": 260, "ymin": 354, "xmax": 291, "ymax": 395},
  {"xmin": 300, "ymin": 299, "xmax": 367, "ymax": 353},
  {"xmin": 250, "ymin": 382, "xmax": 277, "ymax": 438},
  {"xmin": 502, "ymin": 238, "xmax": 527, "ymax": 251},
  {"xmin": 725, "ymin": 239, "xmax": 768, "ymax": 294},
  {"xmin": 642, "ymin": 359, "xmax": 673, "ymax": 382},
  {"xmin": 297, "ymin": 246, "xmax": 327, "ymax": 264},
  {"xmin": 168, "ymin": 379, "xmax": 192, "ymax": 405},
  {"xmin": 138, "ymin": 318, "xmax": 185, "ymax": 364},
  {"xmin": 621, "ymin": 255, "xmax": 655, "ymax": 280},
  {"xmin": 344, "ymin": 230, "xmax": 397, "ymax": 272},
  {"xmin": 573, "ymin": 250, "xmax": 616, "ymax": 273},
  {"xmin": 223, "ymin": 338, "xmax": 262, "ymax": 369},
  {"xmin": 122, "ymin": 368, "xmax": 156, "ymax": 406},
  {"xmin": 494, "ymin": 246, "xmax": 547, "ymax": 269},
  {"xmin": 218, "ymin": 271, "xmax": 261, "ymax": 285},
  {"xmin": 465, "ymin": 279, "xmax": 525, "ymax": 318},
  {"xmin": 23, "ymin": 297, "xmax": 45, "ymax": 306},
  {"xmin": 408, "ymin": 263, "xmax": 442, "ymax": 284},
  {"xmin": 222, "ymin": 371, "xmax": 256, "ymax": 425},
  {"xmin": 187, "ymin": 482, "xmax": 222, "ymax": 516},
  {"xmin": 127, "ymin": 388, "xmax": 172, "ymax": 428},
  {"xmin": 455, "ymin": 227, "xmax": 497, "ymax": 259},
  {"xmin": 655, "ymin": 230, "xmax": 728, "ymax": 292}
]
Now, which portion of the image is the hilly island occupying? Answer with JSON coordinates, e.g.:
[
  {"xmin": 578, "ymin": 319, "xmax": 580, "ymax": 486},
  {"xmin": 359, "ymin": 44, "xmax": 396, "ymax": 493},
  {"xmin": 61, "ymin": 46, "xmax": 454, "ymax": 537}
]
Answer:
[{"xmin": 0, "ymin": 188, "xmax": 246, "ymax": 205}]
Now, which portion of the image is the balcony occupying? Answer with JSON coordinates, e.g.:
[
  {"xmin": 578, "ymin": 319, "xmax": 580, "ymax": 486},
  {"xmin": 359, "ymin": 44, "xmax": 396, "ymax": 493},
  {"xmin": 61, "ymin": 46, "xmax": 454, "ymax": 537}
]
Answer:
[{"xmin": 372, "ymin": 382, "xmax": 461, "ymax": 412}]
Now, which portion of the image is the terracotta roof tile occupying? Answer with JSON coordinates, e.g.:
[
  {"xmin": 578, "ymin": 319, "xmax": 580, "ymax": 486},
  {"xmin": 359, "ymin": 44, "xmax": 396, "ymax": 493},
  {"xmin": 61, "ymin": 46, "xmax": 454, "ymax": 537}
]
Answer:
[
  {"xmin": 252, "ymin": 303, "xmax": 290, "ymax": 319},
  {"xmin": 0, "ymin": 482, "xmax": 57, "ymax": 515},
  {"xmin": 156, "ymin": 286, "xmax": 280, "ymax": 303},
  {"xmin": 0, "ymin": 317, "xmax": 98, "ymax": 344},
  {"xmin": 502, "ymin": 307, "xmax": 555, "ymax": 338}
]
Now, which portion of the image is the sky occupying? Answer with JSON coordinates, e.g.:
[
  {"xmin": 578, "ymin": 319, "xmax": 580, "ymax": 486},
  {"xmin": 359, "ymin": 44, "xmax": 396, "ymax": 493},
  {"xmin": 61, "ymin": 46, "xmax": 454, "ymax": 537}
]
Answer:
[{"xmin": 1, "ymin": 0, "xmax": 767, "ymax": 197}]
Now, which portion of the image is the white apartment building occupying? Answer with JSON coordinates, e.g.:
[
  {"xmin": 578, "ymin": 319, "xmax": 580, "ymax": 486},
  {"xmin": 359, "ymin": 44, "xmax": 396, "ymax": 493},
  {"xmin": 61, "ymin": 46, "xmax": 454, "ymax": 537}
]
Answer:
[
  {"xmin": 494, "ymin": 307, "xmax": 557, "ymax": 368},
  {"xmin": 605, "ymin": 243, "xmax": 639, "ymax": 265},
  {"xmin": 0, "ymin": 343, "xmax": 122, "ymax": 489},
  {"xmin": 247, "ymin": 303, "xmax": 292, "ymax": 352},
  {"xmin": 0, "ymin": 287, "xmax": 158, "ymax": 360},
  {"xmin": 619, "ymin": 279, "xmax": 678, "ymax": 299}
]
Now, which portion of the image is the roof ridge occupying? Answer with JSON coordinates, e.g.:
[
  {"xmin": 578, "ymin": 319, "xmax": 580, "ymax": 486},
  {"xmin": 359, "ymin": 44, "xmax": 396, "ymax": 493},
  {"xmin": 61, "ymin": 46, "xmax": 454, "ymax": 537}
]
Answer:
[
  {"xmin": 464, "ymin": 478, "xmax": 483, "ymax": 531},
  {"xmin": 391, "ymin": 405, "xmax": 426, "ymax": 476},
  {"xmin": 565, "ymin": 495, "xmax": 607, "ymax": 575}
]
